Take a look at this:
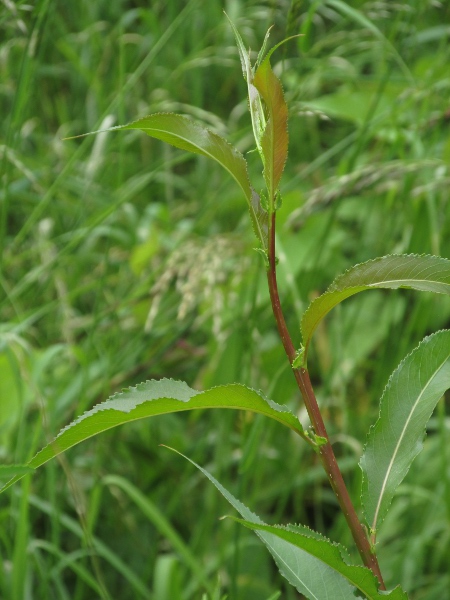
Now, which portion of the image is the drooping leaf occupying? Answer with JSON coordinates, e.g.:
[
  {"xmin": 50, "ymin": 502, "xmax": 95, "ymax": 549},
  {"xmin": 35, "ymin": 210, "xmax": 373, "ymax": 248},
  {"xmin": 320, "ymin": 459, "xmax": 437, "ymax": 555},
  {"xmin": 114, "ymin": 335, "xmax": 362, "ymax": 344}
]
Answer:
[
  {"xmin": 360, "ymin": 330, "xmax": 450, "ymax": 539},
  {"xmin": 0, "ymin": 379, "xmax": 304, "ymax": 494},
  {"xmin": 253, "ymin": 50, "xmax": 289, "ymax": 204},
  {"xmin": 301, "ymin": 254, "xmax": 450, "ymax": 359},
  {"xmin": 167, "ymin": 447, "xmax": 408, "ymax": 599},
  {"xmin": 68, "ymin": 114, "xmax": 268, "ymax": 248},
  {"xmin": 123, "ymin": 114, "xmax": 251, "ymax": 197}
]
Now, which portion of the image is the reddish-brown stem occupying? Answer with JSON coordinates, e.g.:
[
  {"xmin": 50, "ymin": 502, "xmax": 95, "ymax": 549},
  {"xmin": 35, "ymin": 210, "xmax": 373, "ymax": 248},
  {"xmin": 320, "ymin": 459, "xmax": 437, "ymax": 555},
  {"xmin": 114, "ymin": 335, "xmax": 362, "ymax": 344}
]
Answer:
[{"xmin": 266, "ymin": 212, "xmax": 385, "ymax": 589}]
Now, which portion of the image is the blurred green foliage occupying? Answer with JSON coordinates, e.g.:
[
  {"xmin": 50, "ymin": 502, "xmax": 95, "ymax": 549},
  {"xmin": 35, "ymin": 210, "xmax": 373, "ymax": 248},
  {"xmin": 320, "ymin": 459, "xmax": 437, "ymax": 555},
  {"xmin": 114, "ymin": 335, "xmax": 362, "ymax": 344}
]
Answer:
[{"xmin": 1, "ymin": 0, "xmax": 450, "ymax": 598}]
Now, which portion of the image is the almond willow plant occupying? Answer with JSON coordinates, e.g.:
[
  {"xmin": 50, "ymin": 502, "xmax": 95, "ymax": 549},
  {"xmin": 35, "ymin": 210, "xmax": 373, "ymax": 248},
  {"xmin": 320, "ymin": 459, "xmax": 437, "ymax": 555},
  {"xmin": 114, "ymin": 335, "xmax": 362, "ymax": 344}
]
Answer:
[{"xmin": 3, "ymin": 19, "xmax": 450, "ymax": 600}]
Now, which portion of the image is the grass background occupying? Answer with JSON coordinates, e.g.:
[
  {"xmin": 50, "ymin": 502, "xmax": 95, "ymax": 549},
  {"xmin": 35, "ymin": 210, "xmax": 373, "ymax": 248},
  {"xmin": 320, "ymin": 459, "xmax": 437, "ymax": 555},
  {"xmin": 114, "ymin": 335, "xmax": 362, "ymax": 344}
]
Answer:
[{"xmin": 1, "ymin": 0, "xmax": 450, "ymax": 598}]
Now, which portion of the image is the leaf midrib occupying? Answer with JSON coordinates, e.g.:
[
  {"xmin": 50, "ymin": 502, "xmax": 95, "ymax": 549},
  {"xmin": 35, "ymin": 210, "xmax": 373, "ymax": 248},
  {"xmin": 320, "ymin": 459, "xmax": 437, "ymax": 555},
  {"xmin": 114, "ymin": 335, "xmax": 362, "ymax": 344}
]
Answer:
[
  {"xmin": 331, "ymin": 277, "xmax": 450, "ymax": 292},
  {"xmin": 304, "ymin": 277, "xmax": 450, "ymax": 344},
  {"xmin": 254, "ymin": 525, "xmax": 389, "ymax": 599},
  {"xmin": 371, "ymin": 353, "xmax": 450, "ymax": 531},
  {"xmin": 263, "ymin": 536, "xmax": 319, "ymax": 599}
]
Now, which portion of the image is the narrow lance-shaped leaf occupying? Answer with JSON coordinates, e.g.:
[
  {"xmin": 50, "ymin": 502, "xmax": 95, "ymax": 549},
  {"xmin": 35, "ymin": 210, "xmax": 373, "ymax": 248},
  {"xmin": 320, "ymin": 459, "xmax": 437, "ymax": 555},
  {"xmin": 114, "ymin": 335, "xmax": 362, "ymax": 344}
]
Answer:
[
  {"xmin": 167, "ymin": 447, "xmax": 408, "ymax": 599},
  {"xmin": 301, "ymin": 254, "xmax": 450, "ymax": 359},
  {"xmin": 224, "ymin": 13, "xmax": 266, "ymax": 157},
  {"xmin": 0, "ymin": 465, "xmax": 34, "ymax": 479},
  {"xmin": 68, "ymin": 114, "xmax": 268, "ymax": 248},
  {"xmin": 231, "ymin": 520, "xmax": 408, "ymax": 600},
  {"xmin": 224, "ymin": 14, "xmax": 269, "ymax": 249},
  {"xmin": 0, "ymin": 379, "xmax": 304, "ymax": 494},
  {"xmin": 253, "ymin": 47, "xmax": 289, "ymax": 205},
  {"xmin": 360, "ymin": 330, "xmax": 450, "ymax": 539}
]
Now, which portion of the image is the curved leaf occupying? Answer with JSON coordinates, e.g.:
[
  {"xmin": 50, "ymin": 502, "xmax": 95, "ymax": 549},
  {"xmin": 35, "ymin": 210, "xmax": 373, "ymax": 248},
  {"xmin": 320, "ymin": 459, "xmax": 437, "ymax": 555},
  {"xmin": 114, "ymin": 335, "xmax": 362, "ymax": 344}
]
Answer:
[
  {"xmin": 69, "ymin": 114, "xmax": 268, "ymax": 248},
  {"xmin": 360, "ymin": 330, "xmax": 450, "ymax": 538},
  {"xmin": 232, "ymin": 520, "xmax": 408, "ymax": 600},
  {"xmin": 0, "ymin": 465, "xmax": 34, "ymax": 479},
  {"xmin": 122, "ymin": 113, "xmax": 251, "ymax": 196},
  {"xmin": 253, "ymin": 50, "xmax": 289, "ymax": 203},
  {"xmin": 168, "ymin": 447, "xmax": 407, "ymax": 599},
  {"xmin": 301, "ymin": 254, "xmax": 450, "ymax": 358},
  {"xmin": 0, "ymin": 379, "xmax": 304, "ymax": 494}
]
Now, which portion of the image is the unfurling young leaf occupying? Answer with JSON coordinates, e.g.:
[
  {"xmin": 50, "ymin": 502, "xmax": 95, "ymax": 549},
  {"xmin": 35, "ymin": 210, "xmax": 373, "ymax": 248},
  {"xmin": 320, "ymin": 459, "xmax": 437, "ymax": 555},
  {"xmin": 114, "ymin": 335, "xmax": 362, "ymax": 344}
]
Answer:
[
  {"xmin": 224, "ymin": 12, "xmax": 266, "ymax": 158},
  {"xmin": 253, "ymin": 45, "xmax": 289, "ymax": 207},
  {"xmin": 225, "ymin": 16, "xmax": 298, "ymax": 211}
]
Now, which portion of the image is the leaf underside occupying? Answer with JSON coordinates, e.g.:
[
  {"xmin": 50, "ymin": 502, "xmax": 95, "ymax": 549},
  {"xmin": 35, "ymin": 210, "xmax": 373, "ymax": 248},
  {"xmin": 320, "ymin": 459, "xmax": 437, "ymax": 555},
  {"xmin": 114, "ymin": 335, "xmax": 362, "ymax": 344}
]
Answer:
[
  {"xmin": 360, "ymin": 329, "xmax": 450, "ymax": 537},
  {"xmin": 72, "ymin": 113, "xmax": 268, "ymax": 249},
  {"xmin": 0, "ymin": 380, "xmax": 303, "ymax": 494},
  {"xmin": 301, "ymin": 254, "xmax": 450, "ymax": 357},
  {"xmin": 168, "ymin": 448, "xmax": 408, "ymax": 599}
]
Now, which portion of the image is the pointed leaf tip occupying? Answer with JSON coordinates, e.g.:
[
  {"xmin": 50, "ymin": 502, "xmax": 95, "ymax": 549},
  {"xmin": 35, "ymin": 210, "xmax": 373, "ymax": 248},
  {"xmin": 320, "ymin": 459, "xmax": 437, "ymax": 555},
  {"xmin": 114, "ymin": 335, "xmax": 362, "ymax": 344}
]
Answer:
[
  {"xmin": 100, "ymin": 112, "xmax": 267, "ymax": 249},
  {"xmin": 0, "ymin": 381, "xmax": 304, "ymax": 494}
]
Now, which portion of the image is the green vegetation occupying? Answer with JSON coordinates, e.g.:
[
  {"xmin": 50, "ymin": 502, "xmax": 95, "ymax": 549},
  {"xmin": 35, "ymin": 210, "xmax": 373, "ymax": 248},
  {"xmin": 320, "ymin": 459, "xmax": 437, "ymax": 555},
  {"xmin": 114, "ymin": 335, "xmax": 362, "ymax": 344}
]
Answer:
[{"xmin": 1, "ymin": 1, "xmax": 450, "ymax": 598}]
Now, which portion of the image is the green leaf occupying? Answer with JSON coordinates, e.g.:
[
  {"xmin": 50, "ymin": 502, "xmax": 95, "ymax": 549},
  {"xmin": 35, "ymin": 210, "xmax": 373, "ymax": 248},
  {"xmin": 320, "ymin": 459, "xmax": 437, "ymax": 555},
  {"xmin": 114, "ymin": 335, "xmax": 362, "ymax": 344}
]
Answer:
[
  {"xmin": 224, "ymin": 14, "xmax": 266, "ymax": 162},
  {"xmin": 224, "ymin": 12, "xmax": 252, "ymax": 82},
  {"xmin": 231, "ymin": 520, "xmax": 408, "ymax": 599},
  {"xmin": 68, "ymin": 113, "xmax": 268, "ymax": 248},
  {"xmin": 250, "ymin": 188, "xmax": 269, "ymax": 251},
  {"xmin": 360, "ymin": 330, "xmax": 450, "ymax": 539},
  {"xmin": 301, "ymin": 254, "xmax": 450, "ymax": 358},
  {"xmin": 255, "ymin": 26, "xmax": 274, "ymax": 69},
  {"xmin": 253, "ymin": 49, "xmax": 289, "ymax": 204},
  {"xmin": 120, "ymin": 113, "xmax": 252, "ymax": 200},
  {"xmin": 0, "ymin": 379, "xmax": 304, "ymax": 494},
  {"xmin": 167, "ymin": 448, "xmax": 407, "ymax": 599},
  {"xmin": 0, "ymin": 465, "xmax": 34, "ymax": 479}
]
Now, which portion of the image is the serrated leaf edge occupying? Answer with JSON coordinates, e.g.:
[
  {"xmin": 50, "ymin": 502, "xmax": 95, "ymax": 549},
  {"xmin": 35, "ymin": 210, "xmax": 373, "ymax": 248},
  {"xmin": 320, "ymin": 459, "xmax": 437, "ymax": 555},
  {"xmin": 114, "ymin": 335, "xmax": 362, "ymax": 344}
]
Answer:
[
  {"xmin": 301, "ymin": 253, "xmax": 450, "ymax": 350},
  {"xmin": 359, "ymin": 329, "xmax": 450, "ymax": 533},
  {"xmin": 228, "ymin": 518, "xmax": 406, "ymax": 599},
  {"xmin": 327, "ymin": 253, "xmax": 450, "ymax": 292}
]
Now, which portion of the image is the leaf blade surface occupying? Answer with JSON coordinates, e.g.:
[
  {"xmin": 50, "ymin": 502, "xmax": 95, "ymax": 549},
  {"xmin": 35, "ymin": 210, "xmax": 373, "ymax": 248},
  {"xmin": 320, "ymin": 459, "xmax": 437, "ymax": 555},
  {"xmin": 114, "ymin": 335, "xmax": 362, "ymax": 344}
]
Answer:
[
  {"xmin": 253, "ymin": 52, "xmax": 289, "ymax": 202},
  {"xmin": 168, "ymin": 448, "xmax": 407, "ymax": 599},
  {"xmin": 0, "ymin": 380, "xmax": 303, "ymax": 493},
  {"xmin": 301, "ymin": 254, "xmax": 450, "ymax": 357},
  {"xmin": 360, "ymin": 330, "xmax": 450, "ymax": 536},
  {"xmin": 70, "ymin": 113, "xmax": 268, "ymax": 248},
  {"xmin": 121, "ymin": 113, "xmax": 250, "ymax": 196}
]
